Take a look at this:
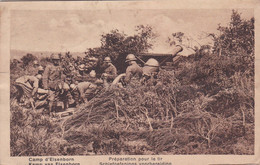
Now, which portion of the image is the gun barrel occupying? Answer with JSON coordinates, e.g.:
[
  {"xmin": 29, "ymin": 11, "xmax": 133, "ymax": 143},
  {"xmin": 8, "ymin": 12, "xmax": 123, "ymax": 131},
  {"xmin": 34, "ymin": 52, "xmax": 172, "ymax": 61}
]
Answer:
[{"xmin": 172, "ymin": 45, "xmax": 183, "ymax": 56}]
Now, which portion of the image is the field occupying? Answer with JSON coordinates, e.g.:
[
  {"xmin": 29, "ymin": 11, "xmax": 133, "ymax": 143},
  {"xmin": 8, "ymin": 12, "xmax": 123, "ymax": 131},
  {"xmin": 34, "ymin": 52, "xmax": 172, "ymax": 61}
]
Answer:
[{"xmin": 10, "ymin": 51, "xmax": 254, "ymax": 156}]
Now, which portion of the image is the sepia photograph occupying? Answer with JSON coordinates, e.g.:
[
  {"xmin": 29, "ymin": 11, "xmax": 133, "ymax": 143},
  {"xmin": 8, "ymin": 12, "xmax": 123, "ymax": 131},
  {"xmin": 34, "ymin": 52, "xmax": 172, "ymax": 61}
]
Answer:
[{"xmin": 1, "ymin": 1, "xmax": 259, "ymax": 165}]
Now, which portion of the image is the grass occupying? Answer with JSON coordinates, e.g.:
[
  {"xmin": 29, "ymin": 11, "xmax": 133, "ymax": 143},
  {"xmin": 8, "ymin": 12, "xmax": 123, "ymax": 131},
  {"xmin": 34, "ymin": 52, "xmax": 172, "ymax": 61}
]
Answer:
[{"xmin": 10, "ymin": 52, "xmax": 254, "ymax": 155}]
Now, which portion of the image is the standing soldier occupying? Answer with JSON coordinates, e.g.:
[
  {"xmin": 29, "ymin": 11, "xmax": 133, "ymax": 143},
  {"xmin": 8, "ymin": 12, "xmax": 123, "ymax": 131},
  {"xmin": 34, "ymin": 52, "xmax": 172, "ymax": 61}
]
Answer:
[
  {"xmin": 124, "ymin": 54, "xmax": 143, "ymax": 84},
  {"xmin": 101, "ymin": 57, "xmax": 117, "ymax": 82},
  {"xmin": 42, "ymin": 54, "xmax": 69, "ymax": 115}
]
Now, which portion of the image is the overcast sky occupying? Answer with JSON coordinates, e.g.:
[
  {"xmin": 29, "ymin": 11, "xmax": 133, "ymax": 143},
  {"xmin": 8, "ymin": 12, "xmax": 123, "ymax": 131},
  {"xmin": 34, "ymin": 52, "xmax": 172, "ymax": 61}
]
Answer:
[{"xmin": 11, "ymin": 9, "xmax": 253, "ymax": 55}]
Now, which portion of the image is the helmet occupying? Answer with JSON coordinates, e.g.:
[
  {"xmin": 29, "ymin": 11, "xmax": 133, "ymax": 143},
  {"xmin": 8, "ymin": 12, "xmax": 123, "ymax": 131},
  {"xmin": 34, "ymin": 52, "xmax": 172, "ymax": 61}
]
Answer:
[
  {"xmin": 78, "ymin": 64, "xmax": 85, "ymax": 71},
  {"xmin": 125, "ymin": 54, "xmax": 137, "ymax": 62},
  {"xmin": 104, "ymin": 57, "xmax": 111, "ymax": 63},
  {"xmin": 33, "ymin": 60, "xmax": 39, "ymax": 65},
  {"xmin": 89, "ymin": 70, "xmax": 96, "ymax": 78},
  {"xmin": 144, "ymin": 58, "xmax": 160, "ymax": 67},
  {"xmin": 51, "ymin": 54, "xmax": 60, "ymax": 60},
  {"xmin": 143, "ymin": 58, "xmax": 160, "ymax": 76},
  {"xmin": 172, "ymin": 45, "xmax": 183, "ymax": 56},
  {"xmin": 35, "ymin": 74, "xmax": 42, "ymax": 80},
  {"xmin": 38, "ymin": 66, "xmax": 44, "ymax": 71}
]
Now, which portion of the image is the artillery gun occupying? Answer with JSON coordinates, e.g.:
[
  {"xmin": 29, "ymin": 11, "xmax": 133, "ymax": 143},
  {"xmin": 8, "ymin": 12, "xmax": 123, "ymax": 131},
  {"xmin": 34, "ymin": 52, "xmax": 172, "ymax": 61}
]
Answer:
[
  {"xmin": 136, "ymin": 45, "xmax": 183, "ymax": 70},
  {"xmin": 112, "ymin": 45, "xmax": 183, "ymax": 85}
]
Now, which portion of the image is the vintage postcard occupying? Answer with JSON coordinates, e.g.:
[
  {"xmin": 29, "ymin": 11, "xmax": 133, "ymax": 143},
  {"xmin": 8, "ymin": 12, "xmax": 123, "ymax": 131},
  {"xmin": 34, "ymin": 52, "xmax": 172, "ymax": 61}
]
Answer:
[{"xmin": 0, "ymin": 0, "xmax": 259, "ymax": 165}]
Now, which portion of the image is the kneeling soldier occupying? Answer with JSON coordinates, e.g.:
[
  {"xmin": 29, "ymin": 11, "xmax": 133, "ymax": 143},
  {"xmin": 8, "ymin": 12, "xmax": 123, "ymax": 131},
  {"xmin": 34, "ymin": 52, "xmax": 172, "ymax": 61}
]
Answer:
[
  {"xmin": 141, "ymin": 58, "xmax": 160, "ymax": 85},
  {"xmin": 125, "ymin": 54, "xmax": 143, "ymax": 84},
  {"xmin": 102, "ymin": 57, "xmax": 117, "ymax": 83}
]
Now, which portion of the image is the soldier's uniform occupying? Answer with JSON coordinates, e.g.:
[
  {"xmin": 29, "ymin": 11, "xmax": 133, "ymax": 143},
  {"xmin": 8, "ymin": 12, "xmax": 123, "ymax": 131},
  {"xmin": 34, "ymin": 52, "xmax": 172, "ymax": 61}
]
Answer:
[
  {"xmin": 68, "ymin": 69, "xmax": 88, "ymax": 106},
  {"xmin": 77, "ymin": 81, "xmax": 97, "ymax": 103},
  {"xmin": 125, "ymin": 63, "xmax": 143, "ymax": 83},
  {"xmin": 27, "ymin": 60, "xmax": 40, "ymax": 76},
  {"xmin": 37, "ymin": 66, "xmax": 44, "ymax": 88},
  {"xmin": 104, "ymin": 64, "xmax": 117, "ymax": 82},
  {"xmin": 15, "ymin": 75, "xmax": 39, "ymax": 103},
  {"xmin": 63, "ymin": 64, "xmax": 77, "ymax": 85},
  {"xmin": 62, "ymin": 66, "xmax": 80, "ymax": 106},
  {"xmin": 74, "ymin": 70, "xmax": 90, "ymax": 83},
  {"xmin": 74, "ymin": 70, "xmax": 102, "ymax": 104},
  {"xmin": 85, "ymin": 57, "xmax": 98, "ymax": 73},
  {"xmin": 25, "ymin": 64, "xmax": 39, "ymax": 77},
  {"xmin": 141, "ymin": 58, "xmax": 160, "ymax": 86},
  {"xmin": 124, "ymin": 54, "xmax": 143, "ymax": 84},
  {"xmin": 42, "ymin": 64, "xmax": 65, "ymax": 90}
]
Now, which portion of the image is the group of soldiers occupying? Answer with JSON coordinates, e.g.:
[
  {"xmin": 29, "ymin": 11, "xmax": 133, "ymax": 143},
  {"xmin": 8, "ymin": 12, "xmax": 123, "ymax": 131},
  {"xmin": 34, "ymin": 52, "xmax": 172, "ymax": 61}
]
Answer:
[{"xmin": 14, "ymin": 53, "xmax": 160, "ymax": 116}]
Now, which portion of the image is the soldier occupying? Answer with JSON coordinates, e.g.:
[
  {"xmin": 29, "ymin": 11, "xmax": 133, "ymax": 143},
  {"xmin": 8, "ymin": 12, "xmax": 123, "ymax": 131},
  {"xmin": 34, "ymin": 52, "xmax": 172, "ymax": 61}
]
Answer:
[
  {"xmin": 76, "ymin": 82, "xmax": 97, "ymax": 104},
  {"xmin": 36, "ymin": 66, "xmax": 45, "ymax": 88},
  {"xmin": 15, "ymin": 75, "xmax": 40, "ymax": 109},
  {"xmin": 67, "ymin": 64, "xmax": 86, "ymax": 107},
  {"xmin": 74, "ymin": 64, "xmax": 89, "ymax": 83},
  {"xmin": 38, "ymin": 66, "xmax": 44, "ymax": 75},
  {"xmin": 76, "ymin": 56, "xmax": 83, "ymax": 66},
  {"xmin": 124, "ymin": 54, "xmax": 143, "ymax": 84},
  {"xmin": 141, "ymin": 58, "xmax": 160, "ymax": 85},
  {"xmin": 62, "ymin": 63, "xmax": 79, "ymax": 107},
  {"xmin": 85, "ymin": 57, "xmax": 98, "ymax": 74},
  {"xmin": 33, "ymin": 60, "xmax": 39, "ymax": 68},
  {"xmin": 42, "ymin": 54, "xmax": 69, "ymax": 115},
  {"xmin": 27, "ymin": 60, "xmax": 40, "ymax": 76},
  {"xmin": 68, "ymin": 65, "xmax": 97, "ymax": 107},
  {"xmin": 101, "ymin": 57, "xmax": 117, "ymax": 82},
  {"xmin": 63, "ymin": 63, "xmax": 77, "ymax": 85},
  {"xmin": 73, "ymin": 71, "xmax": 103, "ymax": 104},
  {"xmin": 34, "ymin": 74, "xmax": 51, "ymax": 109},
  {"xmin": 87, "ymin": 70, "xmax": 99, "ymax": 84}
]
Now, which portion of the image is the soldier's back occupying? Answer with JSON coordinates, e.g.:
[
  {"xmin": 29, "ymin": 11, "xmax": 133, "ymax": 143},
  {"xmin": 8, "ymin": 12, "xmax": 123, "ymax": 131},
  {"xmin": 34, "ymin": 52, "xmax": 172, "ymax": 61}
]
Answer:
[{"xmin": 127, "ymin": 63, "xmax": 142, "ymax": 77}]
